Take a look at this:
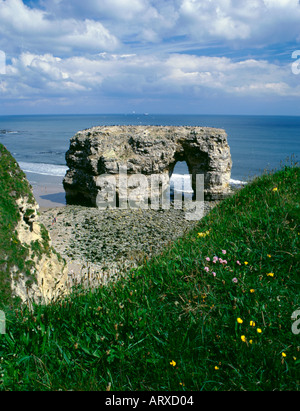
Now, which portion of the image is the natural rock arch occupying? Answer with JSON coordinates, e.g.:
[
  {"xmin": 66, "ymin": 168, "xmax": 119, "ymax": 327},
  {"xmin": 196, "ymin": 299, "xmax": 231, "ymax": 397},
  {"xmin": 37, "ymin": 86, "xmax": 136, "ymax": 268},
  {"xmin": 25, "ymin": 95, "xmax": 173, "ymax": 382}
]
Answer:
[{"xmin": 63, "ymin": 125, "xmax": 232, "ymax": 207}]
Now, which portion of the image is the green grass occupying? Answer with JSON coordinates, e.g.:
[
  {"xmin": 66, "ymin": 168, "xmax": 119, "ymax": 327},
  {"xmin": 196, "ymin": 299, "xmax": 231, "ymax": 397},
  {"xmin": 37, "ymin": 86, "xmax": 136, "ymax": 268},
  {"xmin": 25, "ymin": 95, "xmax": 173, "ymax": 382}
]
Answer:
[
  {"xmin": 0, "ymin": 164, "xmax": 299, "ymax": 391},
  {"xmin": 0, "ymin": 144, "xmax": 36, "ymax": 306}
]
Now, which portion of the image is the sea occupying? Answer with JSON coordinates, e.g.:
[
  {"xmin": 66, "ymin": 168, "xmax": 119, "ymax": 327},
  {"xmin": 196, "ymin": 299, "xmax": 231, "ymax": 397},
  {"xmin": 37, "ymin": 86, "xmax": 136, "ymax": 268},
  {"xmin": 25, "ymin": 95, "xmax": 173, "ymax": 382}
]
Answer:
[{"xmin": 0, "ymin": 114, "xmax": 299, "ymax": 207}]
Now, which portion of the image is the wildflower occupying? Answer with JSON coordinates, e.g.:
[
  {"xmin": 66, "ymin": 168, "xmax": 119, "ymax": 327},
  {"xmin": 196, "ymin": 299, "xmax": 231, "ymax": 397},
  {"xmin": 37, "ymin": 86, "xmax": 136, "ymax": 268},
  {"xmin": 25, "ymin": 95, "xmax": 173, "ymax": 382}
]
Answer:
[
  {"xmin": 214, "ymin": 366, "xmax": 219, "ymax": 370},
  {"xmin": 250, "ymin": 321, "xmax": 256, "ymax": 327},
  {"xmin": 222, "ymin": 250, "xmax": 227, "ymax": 255},
  {"xmin": 267, "ymin": 273, "xmax": 274, "ymax": 277},
  {"xmin": 257, "ymin": 328, "xmax": 262, "ymax": 334},
  {"xmin": 244, "ymin": 261, "xmax": 249, "ymax": 265},
  {"xmin": 237, "ymin": 318, "xmax": 243, "ymax": 324},
  {"xmin": 222, "ymin": 260, "xmax": 227, "ymax": 265},
  {"xmin": 212, "ymin": 272, "xmax": 216, "ymax": 277},
  {"xmin": 232, "ymin": 277, "xmax": 238, "ymax": 283},
  {"xmin": 170, "ymin": 360, "xmax": 176, "ymax": 367},
  {"xmin": 236, "ymin": 260, "xmax": 242, "ymax": 266},
  {"xmin": 205, "ymin": 257, "xmax": 210, "ymax": 262},
  {"xmin": 282, "ymin": 352, "xmax": 287, "ymax": 358},
  {"xmin": 198, "ymin": 232, "xmax": 206, "ymax": 238},
  {"xmin": 241, "ymin": 335, "xmax": 246, "ymax": 342},
  {"xmin": 204, "ymin": 267, "xmax": 209, "ymax": 272},
  {"xmin": 250, "ymin": 289, "xmax": 255, "ymax": 293},
  {"xmin": 249, "ymin": 340, "xmax": 253, "ymax": 344},
  {"xmin": 267, "ymin": 254, "xmax": 271, "ymax": 258},
  {"xmin": 179, "ymin": 382, "xmax": 185, "ymax": 386},
  {"xmin": 272, "ymin": 187, "xmax": 278, "ymax": 192}
]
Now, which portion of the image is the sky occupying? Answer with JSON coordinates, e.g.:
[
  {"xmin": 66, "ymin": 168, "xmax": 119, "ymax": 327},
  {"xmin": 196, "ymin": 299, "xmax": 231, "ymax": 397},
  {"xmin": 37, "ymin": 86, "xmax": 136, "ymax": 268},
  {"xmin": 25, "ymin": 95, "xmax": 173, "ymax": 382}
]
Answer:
[{"xmin": 0, "ymin": 0, "xmax": 300, "ymax": 115}]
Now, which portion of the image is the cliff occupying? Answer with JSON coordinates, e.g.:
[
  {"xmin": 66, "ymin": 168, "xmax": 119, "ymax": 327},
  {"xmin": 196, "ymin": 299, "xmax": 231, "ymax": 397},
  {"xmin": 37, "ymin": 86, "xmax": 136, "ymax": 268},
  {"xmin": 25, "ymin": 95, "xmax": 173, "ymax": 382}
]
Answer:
[
  {"xmin": 0, "ymin": 144, "xmax": 68, "ymax": 307},
  {"xmin": 63, "ymin": 125, "xmax": 232, "ymax": 207}
]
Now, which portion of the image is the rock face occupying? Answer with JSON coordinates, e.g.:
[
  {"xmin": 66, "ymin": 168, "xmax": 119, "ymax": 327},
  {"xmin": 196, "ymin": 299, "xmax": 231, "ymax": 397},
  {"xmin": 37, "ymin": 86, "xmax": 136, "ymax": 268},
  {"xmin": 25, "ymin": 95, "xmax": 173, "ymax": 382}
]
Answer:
[
  {"xmin": 0, "ymin": 144, "xmax": 68, "ymax": 306},
  {"xmin": 63, "ymin": 125, "xmax": 232, "ymax": 207},
  {"xmin": 12, "ymin": 197, "xmax": 69, "ymax": 305}
]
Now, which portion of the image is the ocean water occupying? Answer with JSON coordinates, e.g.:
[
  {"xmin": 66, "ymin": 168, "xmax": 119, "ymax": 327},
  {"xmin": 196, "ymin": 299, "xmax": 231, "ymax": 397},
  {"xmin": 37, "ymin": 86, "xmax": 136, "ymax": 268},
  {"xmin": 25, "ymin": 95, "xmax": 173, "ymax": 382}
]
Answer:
[{"xmin": 0, "ymin": 114, "xmax": 299, "ymax": 204}]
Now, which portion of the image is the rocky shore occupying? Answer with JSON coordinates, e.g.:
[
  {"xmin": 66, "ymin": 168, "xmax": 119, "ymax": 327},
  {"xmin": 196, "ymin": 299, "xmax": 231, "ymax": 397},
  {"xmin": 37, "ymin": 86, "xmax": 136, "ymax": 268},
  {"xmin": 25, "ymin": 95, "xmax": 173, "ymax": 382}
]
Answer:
[{"xmin": 40, "ymin": 202, "xmax": 218, "ymax": 287}]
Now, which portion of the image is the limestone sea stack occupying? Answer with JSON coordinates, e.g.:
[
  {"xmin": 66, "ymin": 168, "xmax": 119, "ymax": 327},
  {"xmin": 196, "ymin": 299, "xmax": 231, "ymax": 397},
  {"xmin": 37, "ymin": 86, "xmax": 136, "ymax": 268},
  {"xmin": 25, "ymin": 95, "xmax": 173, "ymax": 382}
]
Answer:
[{"xmin": 63, "ymin": 125, "xmax": 232, "ymax": 207}]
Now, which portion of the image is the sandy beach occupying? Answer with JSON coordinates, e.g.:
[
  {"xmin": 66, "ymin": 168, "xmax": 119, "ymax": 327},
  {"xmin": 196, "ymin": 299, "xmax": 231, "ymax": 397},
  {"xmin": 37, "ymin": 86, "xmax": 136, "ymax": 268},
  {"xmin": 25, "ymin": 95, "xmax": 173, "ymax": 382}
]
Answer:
[{"xmin": 25, "ymin": 171, "xmax": 66, "ymax": 209}]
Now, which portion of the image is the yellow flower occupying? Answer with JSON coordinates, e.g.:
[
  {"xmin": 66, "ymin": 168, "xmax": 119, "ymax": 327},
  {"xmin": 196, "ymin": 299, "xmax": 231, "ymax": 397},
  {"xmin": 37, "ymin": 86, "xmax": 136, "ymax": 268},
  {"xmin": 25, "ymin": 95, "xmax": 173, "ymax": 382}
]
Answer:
[
  {"xmin": 179, "ymin": 382, "xmax": 185, "ymax": 386},
  {"xmin": 249, "ymin": 340, "xmax": 253, "ymax": 344},
  {"xmin": 250, "ymin": 321, "xmax": 256, "ymax": 327},
  {"xmin": 170, "ymin": 360, "xmax": 176, "ymax": 367},
  {"xmin": 237, "ymin": 318, "xmax": 243, "ymax": 324},
  {"xmin": 282, "ymin": 352, "xmax": 287, "ymax": 358},
  {"xmin": 267, "ymin": 254, "xmax": 271, "ymax": 258},
  {"xmin": 241, "ymin": 335, "xmax": 246, "ymax": 342},
  {"xmin": 257, "ymin": 328, "xmax": 262, "ymax": 334},
  {"xmin": 267, "ymin": 273, "xmax": 274, "ymax": 277},
  {"xmin": 272, "ymin": 187, "xmax": 278, "ymax": 192},
  {"xmin": 197, "ymin": 232, "xmax": 206, "ymax": 238},
  {"xmin": 214, "ymin": 366, "xmax": 219, "ymax": 370},
  {"xmin": 250, "ymin": 289, "xmax": 255, "ymax": 293},
  {"xmin": 244, "ymin": 261, "xmax": 249, "ymax": 265}
]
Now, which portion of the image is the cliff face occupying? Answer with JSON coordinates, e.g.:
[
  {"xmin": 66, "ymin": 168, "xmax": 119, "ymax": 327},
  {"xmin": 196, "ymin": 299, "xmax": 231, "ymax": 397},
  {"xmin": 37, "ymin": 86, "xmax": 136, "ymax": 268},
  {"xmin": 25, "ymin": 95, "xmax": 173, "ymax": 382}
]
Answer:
[
  {"xmin": 63, "ymin": 125, "xmax": 232, "ymax": 207},
  {"xmin": 0, "ymin": 144, "xmax": 68, "ymax": 307}
]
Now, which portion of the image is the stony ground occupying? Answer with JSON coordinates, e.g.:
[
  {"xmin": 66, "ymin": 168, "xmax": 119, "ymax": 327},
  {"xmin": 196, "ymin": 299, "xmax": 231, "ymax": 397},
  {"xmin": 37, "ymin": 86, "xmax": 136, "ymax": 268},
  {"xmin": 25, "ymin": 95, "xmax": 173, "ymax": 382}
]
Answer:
[{"xmin": 40, "ymin": 202, "xmax": 217, "ymax": 287}]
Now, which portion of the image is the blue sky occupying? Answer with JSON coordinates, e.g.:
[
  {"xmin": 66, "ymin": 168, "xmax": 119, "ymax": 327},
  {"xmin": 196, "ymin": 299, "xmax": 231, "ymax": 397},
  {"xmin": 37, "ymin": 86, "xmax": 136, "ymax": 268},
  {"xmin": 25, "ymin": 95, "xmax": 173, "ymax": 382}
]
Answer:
[{"xmin": 0, "ymin": 0, "xmax": 300, "ymax": 115}]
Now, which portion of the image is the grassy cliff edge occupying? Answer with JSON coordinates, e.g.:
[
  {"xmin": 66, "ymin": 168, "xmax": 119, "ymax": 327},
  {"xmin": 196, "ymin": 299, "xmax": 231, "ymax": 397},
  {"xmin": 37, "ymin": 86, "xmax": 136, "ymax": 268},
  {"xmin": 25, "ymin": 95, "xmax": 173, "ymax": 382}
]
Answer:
[
  {"xmin": 0, "ymin": 160, "xmax": 299, "ymax": 390},
  {"xmin": 0, "ymin": 144, "xmax": 68, "ymax": 308}
]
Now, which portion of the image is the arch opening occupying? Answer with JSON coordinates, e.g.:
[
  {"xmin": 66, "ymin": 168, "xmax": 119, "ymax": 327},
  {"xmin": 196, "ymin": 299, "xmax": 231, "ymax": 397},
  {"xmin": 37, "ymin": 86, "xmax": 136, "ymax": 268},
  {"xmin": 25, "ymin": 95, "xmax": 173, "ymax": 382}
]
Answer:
[{"xmin": 169, "ymin": 160, "xmax": 194, "ymax": 202}]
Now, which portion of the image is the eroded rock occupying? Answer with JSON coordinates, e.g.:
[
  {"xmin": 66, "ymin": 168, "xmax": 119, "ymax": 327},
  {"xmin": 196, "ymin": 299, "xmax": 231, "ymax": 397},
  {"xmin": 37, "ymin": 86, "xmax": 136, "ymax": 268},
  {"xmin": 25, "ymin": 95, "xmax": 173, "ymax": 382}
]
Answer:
[{"xmin": 63, "ymin": 125, "xmax": 232, "ymax": 207}]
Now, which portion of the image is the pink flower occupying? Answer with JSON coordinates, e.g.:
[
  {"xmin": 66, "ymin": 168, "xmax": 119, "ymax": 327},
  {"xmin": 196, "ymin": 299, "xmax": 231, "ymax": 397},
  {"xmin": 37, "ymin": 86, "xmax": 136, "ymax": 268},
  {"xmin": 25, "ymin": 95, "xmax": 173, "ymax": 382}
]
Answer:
[
  {"xmin": 204, "ymin": 267, "xmax": 209, "ymax": 272},
  {"xmin": 205, "ymin": 257, "xmax": 210, "ymax": 262},
  {"xmin": 223, "ymin": 260, "xmax": 227, "ymax": 265},
  {"xmin": 236, "ymin": 261, "xmax": 241, "ymax": 266},
  {"xmin": 222, "ymin": 250, "xmax": 227, "ymax": 255},
  {"xmin": 232, "ymin": 277, "xmax": 238, "ymax": 283},
  {"xmin": 219, "ymin": 258, "xmax": 223, "ymax": 263},
  {"xmin": 212, "ymin": 272, "xmax": 216, "ymax": 277}
]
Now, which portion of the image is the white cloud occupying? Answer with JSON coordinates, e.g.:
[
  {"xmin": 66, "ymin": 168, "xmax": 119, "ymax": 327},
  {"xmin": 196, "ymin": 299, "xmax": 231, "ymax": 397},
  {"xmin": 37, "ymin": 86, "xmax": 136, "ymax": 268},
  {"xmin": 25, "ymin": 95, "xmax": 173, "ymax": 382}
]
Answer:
[
  {"xmin": 1, "ymin": 0, "xmax": 300, "ymax": 57},
  {"xmin": 0, "ymin": 0, "xmax": 119, "ymax": 55},
  {"xmin": 1, "ymin": 1, "xmax": 300, "ymax": 114},
  {"xmin": 3, "ymin": 51, "xmax": 300, "ymax": 104},
  {"xmin": 177, "ymin": 0, "xmax": 300, "ymax": 44}
]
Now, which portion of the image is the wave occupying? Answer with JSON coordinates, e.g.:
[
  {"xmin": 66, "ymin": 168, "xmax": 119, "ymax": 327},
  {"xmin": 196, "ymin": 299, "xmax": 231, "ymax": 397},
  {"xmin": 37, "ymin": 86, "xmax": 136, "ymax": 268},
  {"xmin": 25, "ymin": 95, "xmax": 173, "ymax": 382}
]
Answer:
[
  {"xmin": 170, "ymin": 174, "xmax": 193, "ymax": 193},
  {"xmin": 19, "ymin": 162, "xmax": 68, "ymax": 177},
  {"xmin": 230, "ymin": 178, "xmax": 247, "ymax": 187},
  {"xmin": 0, "ymin": 130, "xmax": 19, "ymax": 135},
  {"xmin": 17, "ymin": 164, "xmax": 248, "ymax": 189}
]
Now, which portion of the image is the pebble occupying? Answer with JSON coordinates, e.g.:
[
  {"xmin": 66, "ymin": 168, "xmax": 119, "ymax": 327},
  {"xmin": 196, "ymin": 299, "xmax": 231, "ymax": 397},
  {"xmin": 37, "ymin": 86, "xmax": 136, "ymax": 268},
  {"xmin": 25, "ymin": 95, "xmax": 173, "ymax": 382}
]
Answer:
[{"xmin": 40, "ymin": 202, "xmax": 217, "ymax": 284}]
